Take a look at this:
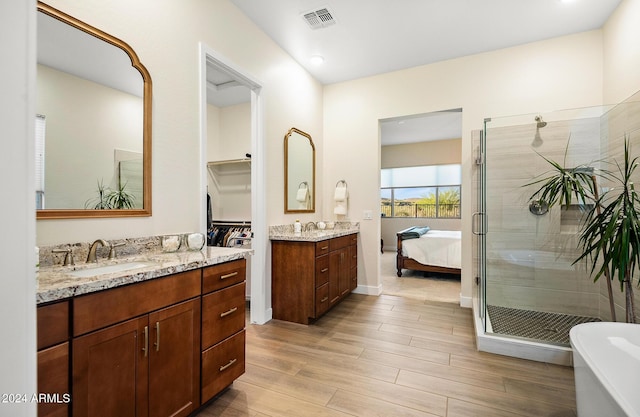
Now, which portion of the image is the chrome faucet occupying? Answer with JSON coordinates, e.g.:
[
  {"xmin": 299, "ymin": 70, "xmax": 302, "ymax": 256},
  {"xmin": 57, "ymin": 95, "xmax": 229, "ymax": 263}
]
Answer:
[
  {"xmin": 303, "ymin": 222, "xmax": 318, "ymax": 232},
  {"xmin": 86, "ymin": 239, "xmax": 109, "ymax": 263}
]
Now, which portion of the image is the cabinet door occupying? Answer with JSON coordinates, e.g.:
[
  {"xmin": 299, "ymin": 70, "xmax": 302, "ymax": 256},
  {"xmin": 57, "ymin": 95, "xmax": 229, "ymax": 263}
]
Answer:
[
  {"xmin": 329, "ymin": 250, "xmax": 342, "ymax": 305},
  {"xmin": 338, "ymin": 247, "xmax": 351, "ymax": 297},
  {"xmin": 329, "ymin": 247, "xmax": 350, "ymax": 304},
  {"xmin": 350, "ymin": 242, "xmax": 358, "ymax": 291},
  {"xmin": 148, "ymin": 298, "xmax": 201, "ymax": 417},
  {"xmin": 37, "ymin": 342, "xmax": 69, "ymax": 417},
  {"xmin": 73, "ymin": 316, "xmax": 148, "ymax": 417}
]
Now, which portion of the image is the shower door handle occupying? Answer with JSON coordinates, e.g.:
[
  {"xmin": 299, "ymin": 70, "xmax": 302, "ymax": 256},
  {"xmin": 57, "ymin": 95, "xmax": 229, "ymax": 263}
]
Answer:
[{"xmin": 472, "ymin": 212, "xmax": 485, "ymax": 235}]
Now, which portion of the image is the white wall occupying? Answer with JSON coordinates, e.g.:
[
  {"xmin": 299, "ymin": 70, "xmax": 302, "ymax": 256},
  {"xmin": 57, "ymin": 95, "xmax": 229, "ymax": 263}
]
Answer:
[
  {"xmin": 0, "ymin": 0, "xmax": 37, "ymax": 415},
  {"xmin": 207, "ymin": 102, "xmax": 252, "ymax": 221},
  {"xmin": 603, "ymin": 0, "xmax": 640, "ymax": 104},
  {"xmin": 324, "ymin": 30, "xmax": 604, "ymax": 301}
]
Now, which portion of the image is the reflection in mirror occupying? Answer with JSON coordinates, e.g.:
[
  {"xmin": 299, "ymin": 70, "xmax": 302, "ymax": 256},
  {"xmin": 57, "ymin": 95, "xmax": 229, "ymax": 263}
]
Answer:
[
  {"xmin": 36, "ymin": 2, "xmax": 152, "ymax": 219},
  {"xmin": 284, "ymin": 128, "xmax": 315, "ymax": 213}
]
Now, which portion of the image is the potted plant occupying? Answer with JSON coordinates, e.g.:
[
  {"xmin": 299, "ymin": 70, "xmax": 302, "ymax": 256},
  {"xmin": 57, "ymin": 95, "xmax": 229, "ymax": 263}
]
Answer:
[
  {"xmin": 526, "ymin": 137, "xmax": 640, "ymax": 323},
  {"xmin": 85, "ymin": 179, "xmax": 111, "ymax": 209},
  {"xmin": 85, "ymin": 179, "xmax": 136, "ymax": 210},
  {"xmin": 105, "ymin": 181, "xmax": 136, "ymax": 209}
]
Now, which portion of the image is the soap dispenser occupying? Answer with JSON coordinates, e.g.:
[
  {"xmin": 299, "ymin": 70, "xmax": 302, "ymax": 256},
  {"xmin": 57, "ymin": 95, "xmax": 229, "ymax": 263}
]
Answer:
[{"xmin": 294, "ymin": 219, "xmax": 301, "ymax": 234}]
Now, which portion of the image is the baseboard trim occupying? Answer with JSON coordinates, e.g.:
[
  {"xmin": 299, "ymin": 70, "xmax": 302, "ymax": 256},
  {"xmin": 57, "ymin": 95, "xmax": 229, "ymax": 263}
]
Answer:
[
  {"xmin": 354, "ymin": 284, "xmax": 382, "ymax": 296},
  {"xmin": 460, "ymin": 294, "xmax": 472, "ymax": 308}
]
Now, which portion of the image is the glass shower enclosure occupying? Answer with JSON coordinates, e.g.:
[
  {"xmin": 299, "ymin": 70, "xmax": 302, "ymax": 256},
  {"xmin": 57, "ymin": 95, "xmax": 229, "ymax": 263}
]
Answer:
[{"xmin": 476, "ymin": 93, "xmax": 640, "ymax": 347}]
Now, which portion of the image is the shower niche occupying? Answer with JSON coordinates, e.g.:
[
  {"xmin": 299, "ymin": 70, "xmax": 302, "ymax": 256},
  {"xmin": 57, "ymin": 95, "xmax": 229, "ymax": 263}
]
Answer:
[{"xmin": 476, "ymin": 92, "xmax": 640, "ymax": 356}]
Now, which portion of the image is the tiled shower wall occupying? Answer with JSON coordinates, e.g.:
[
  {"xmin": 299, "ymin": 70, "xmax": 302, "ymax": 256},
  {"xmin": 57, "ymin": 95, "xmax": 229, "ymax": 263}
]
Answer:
[
  {"xmin": 599, "ymin": 90, "xmax": 640, "ymax": 322},
  {"xmin": 484, "ymin": 115, "xmax": 603, "ymax": 318}
]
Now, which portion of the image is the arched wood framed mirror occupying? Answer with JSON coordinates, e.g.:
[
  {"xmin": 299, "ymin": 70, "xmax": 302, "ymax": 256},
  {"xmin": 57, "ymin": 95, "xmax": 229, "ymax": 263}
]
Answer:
[
  {"xmin": 36, "ymin": 2, "xmax": 152, "ymax": 219},
  {"xmin": 284, "ymin": 127, "xmax": 315, "ymax": 213}
]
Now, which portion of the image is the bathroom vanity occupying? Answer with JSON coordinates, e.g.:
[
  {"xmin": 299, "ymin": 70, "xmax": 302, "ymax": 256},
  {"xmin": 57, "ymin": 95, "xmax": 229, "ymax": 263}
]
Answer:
[
  {"xmin": 270, "ymin": 226, "xmax": 358, "ymax": 324},
  {"xmin": 36, "ymin": 246, "xmax": 250, "ymax": 417}
]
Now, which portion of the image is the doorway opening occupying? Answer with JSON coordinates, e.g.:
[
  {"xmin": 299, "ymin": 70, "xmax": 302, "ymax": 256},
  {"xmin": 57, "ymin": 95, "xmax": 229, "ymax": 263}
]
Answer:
[
  {"xmin": 199, "ymin": 44, "xmax": 269, "ymax": 324},
  {"xmin": 379, "ymin": 109, "xmax": 463, "ymax": 304}
]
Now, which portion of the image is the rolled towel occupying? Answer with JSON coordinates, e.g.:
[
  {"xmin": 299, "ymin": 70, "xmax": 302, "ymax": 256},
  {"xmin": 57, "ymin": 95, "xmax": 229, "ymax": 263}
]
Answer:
[
  {"xmin": 334, "ymin": 186, "xmax": 348, "ymax": 201},
  {"xmin": 400, "ymin": 226, "xmax": 430, "ymax": 240},
  {"xmin": 296, "ymin": 187, "xmax": 309, "ymax": 202}
]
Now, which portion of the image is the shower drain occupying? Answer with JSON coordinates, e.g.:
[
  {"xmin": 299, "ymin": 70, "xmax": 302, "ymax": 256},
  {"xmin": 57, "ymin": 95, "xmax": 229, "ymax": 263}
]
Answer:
[{"xmin": 487, "ymin": 305, "xmax": 600, "ymax": 345}]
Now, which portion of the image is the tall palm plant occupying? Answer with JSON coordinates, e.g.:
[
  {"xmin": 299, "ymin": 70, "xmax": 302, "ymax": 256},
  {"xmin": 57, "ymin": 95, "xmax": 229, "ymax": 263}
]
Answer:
[
  {"xmin": 526, "ymin": 137, "xmax": 640, "ymax": 323},
  {"xmin": 575, "ymin": 140, "xmax": 640, "ymax": 323}
]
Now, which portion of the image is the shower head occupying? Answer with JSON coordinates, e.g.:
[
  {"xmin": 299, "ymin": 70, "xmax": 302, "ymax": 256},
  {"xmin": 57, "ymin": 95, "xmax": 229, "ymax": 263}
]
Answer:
[{"xmin": 535, "ymin": 115, "xmax": 547, "ymax": 128}]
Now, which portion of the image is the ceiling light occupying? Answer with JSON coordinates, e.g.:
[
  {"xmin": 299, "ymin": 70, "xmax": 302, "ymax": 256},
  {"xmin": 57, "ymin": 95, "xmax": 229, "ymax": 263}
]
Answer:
[{"xmin": 310, "ymin": 55, "xmax": 325, "ymax": 65}]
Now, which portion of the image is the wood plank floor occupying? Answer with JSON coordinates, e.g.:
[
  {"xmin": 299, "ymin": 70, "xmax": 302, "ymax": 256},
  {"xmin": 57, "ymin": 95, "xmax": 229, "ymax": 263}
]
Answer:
[{"xmin": 196, "ymin": 294, "xmax": 577, "ymax": 417}]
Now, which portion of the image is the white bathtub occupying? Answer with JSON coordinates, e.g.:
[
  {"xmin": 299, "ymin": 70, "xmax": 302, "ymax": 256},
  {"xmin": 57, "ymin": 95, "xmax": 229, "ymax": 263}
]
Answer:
[
  {"xmin": 570, "ymin": 322, "xmax": 640, "ymax": 417},
  {"xmin": 496, "ymin": 249, "xmax": 575, "ymax": 270}
]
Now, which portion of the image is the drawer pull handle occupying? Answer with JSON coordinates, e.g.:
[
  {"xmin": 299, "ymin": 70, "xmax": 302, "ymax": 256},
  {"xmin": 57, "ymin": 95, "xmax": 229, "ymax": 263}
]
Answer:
[
  {"xmin": 320, "ymin": 268, "xmax": 328, "ymax": 273},
  {"xmin": 219, "ymin": 358, "xmax": 237, "ymax": 372},
  {"xmin": 321, "ymin": 246, "xmax": 329, "ymax": 250},
  {"xmin": 220, "ymin": 271, "xmax": 238, "ymax": 280},
  {"xmin": 320, "ymin": 296, "xmax": 328, "ymax": 303},
  {"xmin": 154, "ymin": 321, "xmax": 160, "ymax": 352},
  {"xmin": 142, "ymin": 326, "xmax": 149, "ymax": 357},
  {"xmin": 220, "ymin": 307, "xmax": 238, "ymax": 318}
]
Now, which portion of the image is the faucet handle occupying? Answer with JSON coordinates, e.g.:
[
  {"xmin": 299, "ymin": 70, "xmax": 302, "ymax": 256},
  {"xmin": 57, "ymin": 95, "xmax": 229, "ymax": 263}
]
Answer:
[
  {"xmin": 52, "ymin": 247, "xmax": 75, "ymax": 266},
  {"xmin": 108, "ymin": 242, "xmax": 126, "ymax": 259}
]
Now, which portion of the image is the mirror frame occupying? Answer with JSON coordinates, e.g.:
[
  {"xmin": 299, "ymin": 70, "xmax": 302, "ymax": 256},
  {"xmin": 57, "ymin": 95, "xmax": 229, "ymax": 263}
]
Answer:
[
  {"xmin": 284, "ymin": 127, "xmax": 315, "ymax": 214},
  {"xmin": 37, "ymin": 2, "xmax": 152, "ymax": 219}
]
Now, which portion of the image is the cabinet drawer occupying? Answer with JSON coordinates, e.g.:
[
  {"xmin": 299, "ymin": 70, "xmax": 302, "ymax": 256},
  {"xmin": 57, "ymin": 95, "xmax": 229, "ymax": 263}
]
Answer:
[
  {"xmin": 349, "ymin": 234, "xmax": 358, "ymax": 246},
  {"xmin": 315, "ymin": 283, "xmax": 329, "ymax": 317},
  {"xmin": 202, "ymin": 282, "xmax": 246, "ymax": 349},
  {"xmin": 73, "ymin": 269, "xmax": 201, "ymax": 336},
  {"xmin": 315, "ymin": 240, "xmax": 330, "ymax": 257},
  {"xmin": 201, "ymin": 330, "xmax": 245, "ymax": 403},
  {"xmin": 37, "ymin": 300, "xmax": 69, "ymax": 350},
  {"xmin": 202, "ymin": 259, "xmax": 246, "ymax": 294},
  {"xmin": 330, "ymin": 235, "xmax": 351, "ymax": 251},
  {"xmin": 315, "ymin": 255, "xmax": 329, "ymax": 287},
  {"xmin": 37, "ymin": 342, "xmax": 69, "ymax": 417}
]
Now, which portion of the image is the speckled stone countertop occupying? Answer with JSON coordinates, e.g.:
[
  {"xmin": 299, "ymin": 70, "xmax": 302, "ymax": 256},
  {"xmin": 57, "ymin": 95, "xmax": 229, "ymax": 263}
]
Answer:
[
  {"xmin": 37, "ymin": 246, "xmax": 252, "ymax": 305},
  {"xmin": 269, "ymin": 222, "xmax": 359, "ymax": 242}
]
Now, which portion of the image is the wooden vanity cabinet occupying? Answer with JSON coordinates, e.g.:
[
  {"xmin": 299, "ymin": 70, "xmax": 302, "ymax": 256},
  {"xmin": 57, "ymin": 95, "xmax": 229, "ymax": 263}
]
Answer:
[
  {"xmin": 37, "ymin": 258, "xmax": 248, "ymax": 417},
  {"xmin": 272, "ymin": 233, "xmax": 357, "ymax": 324},
  {"xmin": 349, "ymin": 234, "xmax": 358, "ymax": 291},
  {"xmin": 37, "ymin": 300, "xmax": 70, "ymax": 417},
  {"xmin": 72, "ymin": 270, "xmax": 201, "ymax": 417},
  {"xmin": 200, "ymin": 259, "xmax": 246, "ymax": 404}
]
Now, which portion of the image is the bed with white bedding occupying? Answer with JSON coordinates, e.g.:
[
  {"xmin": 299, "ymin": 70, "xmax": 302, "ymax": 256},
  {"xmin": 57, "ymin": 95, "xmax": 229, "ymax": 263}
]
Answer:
[{"xmin": 396, "ymin": 228, "xmax": 461, "ymax": 277}]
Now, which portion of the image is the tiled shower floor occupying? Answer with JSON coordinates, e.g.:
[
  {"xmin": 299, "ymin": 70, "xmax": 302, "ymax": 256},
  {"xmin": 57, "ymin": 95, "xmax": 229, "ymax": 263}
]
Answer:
[{"xmin": 487, "ymin": 304, "xmax": 601, "ymax": 345}]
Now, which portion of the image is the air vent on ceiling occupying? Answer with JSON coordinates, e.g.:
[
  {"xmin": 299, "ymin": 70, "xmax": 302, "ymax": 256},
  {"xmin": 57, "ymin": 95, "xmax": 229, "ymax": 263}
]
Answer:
[{"xmin": 302, "ymin": 7, "xmax": 336, "ymax": 30}]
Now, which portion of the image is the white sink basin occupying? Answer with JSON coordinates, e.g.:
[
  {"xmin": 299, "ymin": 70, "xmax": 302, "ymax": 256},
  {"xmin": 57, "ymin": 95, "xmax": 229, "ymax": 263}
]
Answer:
[{"xmin": 68, "ymin": 261, "xmax": 151, "ymax": 278}]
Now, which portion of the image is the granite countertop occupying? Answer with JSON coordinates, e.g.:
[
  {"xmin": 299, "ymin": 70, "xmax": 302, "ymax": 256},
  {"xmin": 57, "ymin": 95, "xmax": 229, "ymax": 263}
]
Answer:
[
  {"xmin": 37, "ymin": 246, "xmax": 252, "ymax": 304},
  {"xmin": 269, "ymin": 227, "xmax": 359, "ymax": 242}
]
